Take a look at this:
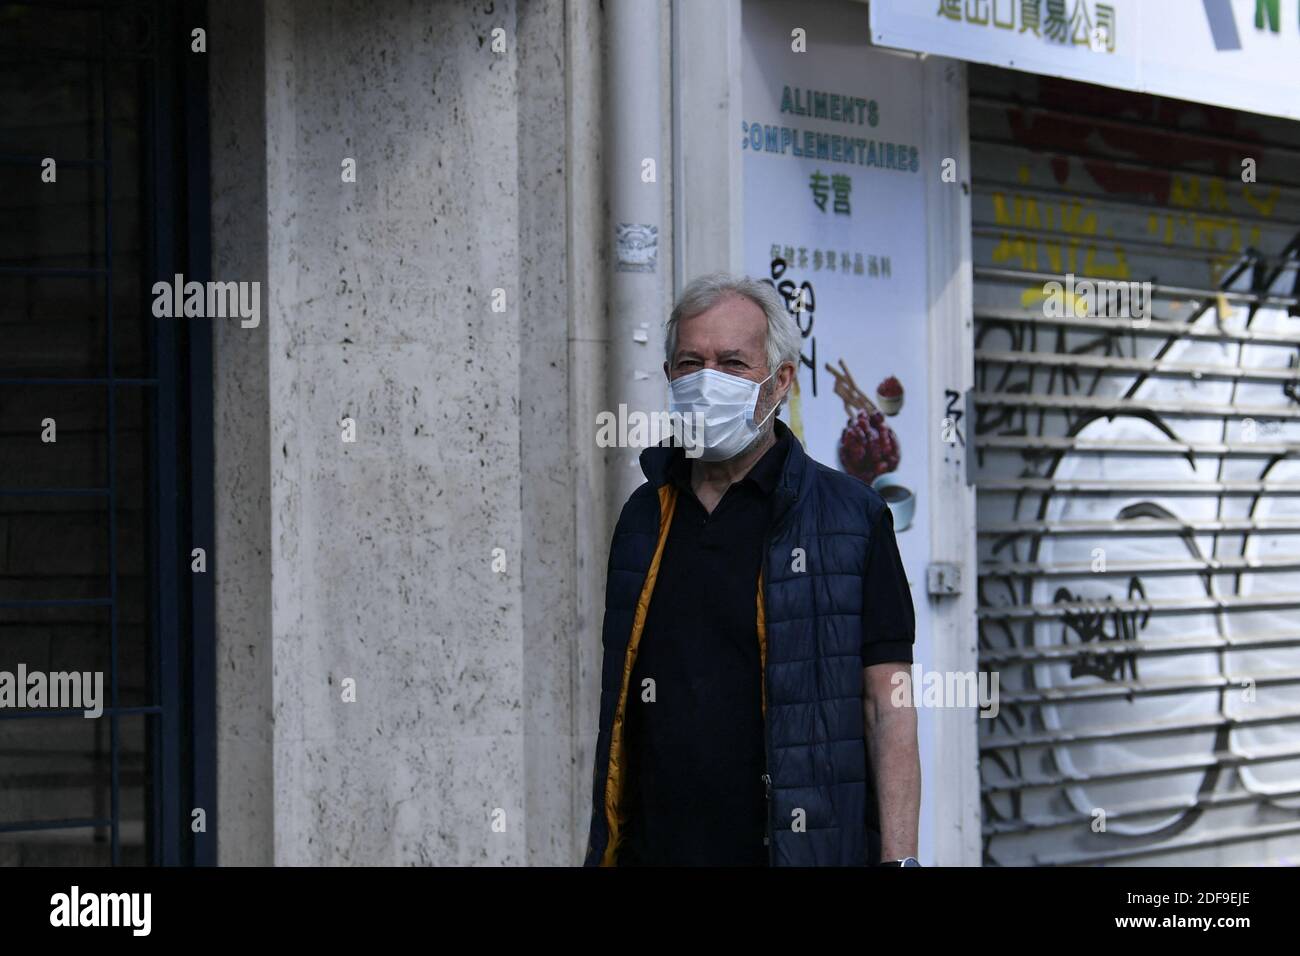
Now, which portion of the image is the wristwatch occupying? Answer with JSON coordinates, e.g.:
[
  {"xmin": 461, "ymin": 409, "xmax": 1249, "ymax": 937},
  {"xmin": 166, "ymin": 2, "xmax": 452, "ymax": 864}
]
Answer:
[{"xmin": 877, "ymin": 857, "xmax": 922, "ymax": 867}]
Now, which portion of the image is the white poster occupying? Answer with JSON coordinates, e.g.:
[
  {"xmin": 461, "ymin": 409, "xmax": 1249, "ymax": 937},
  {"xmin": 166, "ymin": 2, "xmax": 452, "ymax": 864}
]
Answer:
[
  {"xmin": 743, "ymin": 0, "xmax": 931, "ymax": 544},
  {"xmin": 743, "ymin": 0, "xmax": 938, "ymax": 863},
  {"xmin": 872, "ymin": 0, "xmax": 1300, "ymax": 122}
]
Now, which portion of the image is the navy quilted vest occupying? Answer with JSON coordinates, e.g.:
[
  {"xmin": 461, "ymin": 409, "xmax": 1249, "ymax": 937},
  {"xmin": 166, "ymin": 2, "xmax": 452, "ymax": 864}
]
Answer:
[{"xmin": 584, "ymin": 421, "xmax": 891, "ymax": 866}]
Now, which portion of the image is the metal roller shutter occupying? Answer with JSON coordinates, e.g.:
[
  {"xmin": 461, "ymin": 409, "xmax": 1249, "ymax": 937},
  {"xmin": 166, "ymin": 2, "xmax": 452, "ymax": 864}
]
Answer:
[{"xmin": 969, "ymin": 64, "xmax": 1300, "ymax": 865}]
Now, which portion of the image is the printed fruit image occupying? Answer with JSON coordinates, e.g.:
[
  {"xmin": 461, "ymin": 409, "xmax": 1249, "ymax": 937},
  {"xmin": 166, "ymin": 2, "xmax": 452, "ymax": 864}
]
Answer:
[
  {"xmin": 825, "ymin": 358, "xmax": 903, "ymax": 483},
  {"xmin": 839, "ymin": 408, "xmax": 900, "ymax": 479},
  {"xmin": 876, "ymin": 375, "xmax": 904, "ymax": 416}
]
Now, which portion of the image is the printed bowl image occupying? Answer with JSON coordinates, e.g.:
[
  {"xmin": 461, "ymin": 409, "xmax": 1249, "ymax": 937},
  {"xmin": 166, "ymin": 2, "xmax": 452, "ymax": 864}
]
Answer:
[
  {"xmin": 871, "ymin": 472, "xmax": 914, "ymax": 531},
  {"xmin": 876, "ymin": 375, "xmax": 904, "ymax": 415}
]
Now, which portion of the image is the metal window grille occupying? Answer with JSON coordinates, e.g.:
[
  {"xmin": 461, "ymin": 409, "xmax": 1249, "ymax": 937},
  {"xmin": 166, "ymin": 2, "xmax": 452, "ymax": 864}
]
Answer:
[{"xmin": 0, "ymin": 0, "xmax": 213, "ymax": 866}]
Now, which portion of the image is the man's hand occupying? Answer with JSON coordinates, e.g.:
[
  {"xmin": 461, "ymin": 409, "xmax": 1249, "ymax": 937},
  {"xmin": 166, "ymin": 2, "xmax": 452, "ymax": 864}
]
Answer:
[{"xmin": 864, "ymin": 662, "xmax": 920, "ymax": 862}]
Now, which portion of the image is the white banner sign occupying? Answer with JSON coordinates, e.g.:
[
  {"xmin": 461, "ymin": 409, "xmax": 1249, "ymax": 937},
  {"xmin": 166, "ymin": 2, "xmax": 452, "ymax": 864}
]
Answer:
[{"xmin": 871, "ymin": 0, "xmax": 1300, "ymax": 121}]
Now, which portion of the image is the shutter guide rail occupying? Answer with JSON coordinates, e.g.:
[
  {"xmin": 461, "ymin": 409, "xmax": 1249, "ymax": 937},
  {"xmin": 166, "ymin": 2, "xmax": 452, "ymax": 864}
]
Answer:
[
  {"xmin": 983, "ymin": 705, "xmax": 1300, "ymax": 750},
  {"xmin": 983, "ymin": 742, "xmax": 1300, "ymax": 794},
  {"xmin": 982, "ymin": 630, "xmax": 1300, "ymax": 665},
  {"xmin": 976, "ymin": 307, "xmax": 1300, "ymax": 345},
  {"xmin": 975, "ymin": 348, "xmax": 1300, "ymax": 384},
  {"xmin": 971, "ymin": 177, "xmax": 1300, "ymax": 231},
  {"xmin": 1035, "ymin": 821, "xmax": 1300, "ymax": 867},
  {"xmin": 986, "ymin": 788, "xmax": 1300, "ymax": 840},
  {"xmin": 976, "ymin": 437, "xmax": 1300, "ymax": 457}
]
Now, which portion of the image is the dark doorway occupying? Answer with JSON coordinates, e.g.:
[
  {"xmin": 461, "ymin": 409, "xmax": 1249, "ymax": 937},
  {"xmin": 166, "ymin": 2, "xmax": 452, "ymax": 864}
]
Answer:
[{"xmin": 0, "ymin": 0, "xmax": 214, "ymax": 866}]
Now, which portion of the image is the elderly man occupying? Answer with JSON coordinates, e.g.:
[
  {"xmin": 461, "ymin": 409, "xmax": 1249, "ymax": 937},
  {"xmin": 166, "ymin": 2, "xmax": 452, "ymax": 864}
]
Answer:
[{"xmin": 584, "ymin": 273, "xmax": 920, "ymax": 867}]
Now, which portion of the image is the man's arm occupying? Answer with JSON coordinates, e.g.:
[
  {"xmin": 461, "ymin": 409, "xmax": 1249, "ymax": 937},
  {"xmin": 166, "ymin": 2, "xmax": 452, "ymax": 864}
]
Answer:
[{"xmin": 864, "ymin": 661, "xmax": 920, "ymax": 861}]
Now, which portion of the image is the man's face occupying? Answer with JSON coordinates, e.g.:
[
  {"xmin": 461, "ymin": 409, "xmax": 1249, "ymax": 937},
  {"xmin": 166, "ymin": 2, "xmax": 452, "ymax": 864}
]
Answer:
[{"xmin": 665, "ymin": 293, "xmax": 794, "ymax": 440}]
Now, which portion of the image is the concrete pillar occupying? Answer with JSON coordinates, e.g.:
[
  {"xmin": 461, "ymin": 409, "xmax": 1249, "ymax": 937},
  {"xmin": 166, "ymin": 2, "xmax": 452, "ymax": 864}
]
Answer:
[{"xmin": 210, "ymin": 0, "xmax": 606, "ymax": 865}]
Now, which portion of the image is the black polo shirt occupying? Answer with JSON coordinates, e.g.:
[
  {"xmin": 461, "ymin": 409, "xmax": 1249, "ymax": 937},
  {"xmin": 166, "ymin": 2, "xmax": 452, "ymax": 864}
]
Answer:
[
  {"xmin": 618, "ymin": 428, "xmax": 916, "ymax": 866},
  {"xmin": 619, "ymin": 432, "xmax": 789, "ymax": 867}
]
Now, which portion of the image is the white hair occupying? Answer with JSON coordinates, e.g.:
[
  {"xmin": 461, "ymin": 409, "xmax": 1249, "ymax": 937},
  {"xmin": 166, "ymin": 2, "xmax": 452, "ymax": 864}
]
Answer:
[{"xmin": 664, "ymin": 273, "xmax": 802, "ymax": 400}]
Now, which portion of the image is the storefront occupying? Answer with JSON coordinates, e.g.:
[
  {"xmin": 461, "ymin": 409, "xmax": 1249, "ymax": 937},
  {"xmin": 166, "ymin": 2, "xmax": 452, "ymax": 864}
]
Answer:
[{"xmin": 683, "ymin": 0, "xmax": 1300, "ymax": 864}]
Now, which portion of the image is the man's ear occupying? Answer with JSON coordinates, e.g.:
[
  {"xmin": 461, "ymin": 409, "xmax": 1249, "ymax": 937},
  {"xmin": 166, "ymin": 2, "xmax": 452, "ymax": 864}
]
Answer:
[{"xmin": 777, "ymin": 360, "xmax": 796, "ymax": 400}]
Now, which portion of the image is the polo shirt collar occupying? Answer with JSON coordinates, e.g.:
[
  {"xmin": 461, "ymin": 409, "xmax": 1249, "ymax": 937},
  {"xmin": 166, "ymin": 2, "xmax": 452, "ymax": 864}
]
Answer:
[
  {"xmin": 641, "ymin": 418, "xmax": 796, "ymax": 497},
  {"xmin": 743, "ymin": 427, "xmax": 790, "ymax": 496}
]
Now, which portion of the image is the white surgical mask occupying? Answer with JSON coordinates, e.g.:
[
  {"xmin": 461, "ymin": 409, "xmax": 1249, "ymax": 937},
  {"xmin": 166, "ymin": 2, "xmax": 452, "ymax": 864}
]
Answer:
[{"xmin": 668, "ymin": 367, "xmax": 779, "ymax": 462}]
